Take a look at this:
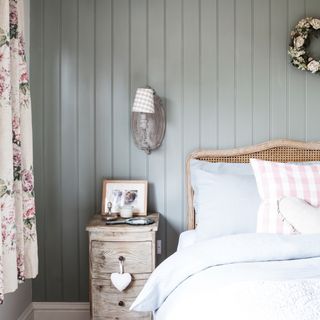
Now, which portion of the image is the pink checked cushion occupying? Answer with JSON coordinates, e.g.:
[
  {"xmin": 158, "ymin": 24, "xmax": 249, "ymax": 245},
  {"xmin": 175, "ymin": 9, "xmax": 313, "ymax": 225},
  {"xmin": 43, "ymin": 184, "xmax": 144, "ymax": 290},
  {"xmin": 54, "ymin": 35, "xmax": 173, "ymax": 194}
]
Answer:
[{"xmin": 250, "ymin": 159, "xmax": 320, "ymax": 234}]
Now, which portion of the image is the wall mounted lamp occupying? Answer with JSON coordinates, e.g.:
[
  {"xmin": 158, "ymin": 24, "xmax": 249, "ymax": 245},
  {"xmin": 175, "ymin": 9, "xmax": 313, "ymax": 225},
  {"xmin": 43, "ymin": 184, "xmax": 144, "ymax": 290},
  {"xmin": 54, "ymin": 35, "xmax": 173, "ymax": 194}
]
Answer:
[{"xmin": 131, "ymin": 87, "xmax": 165, "ymax": 154}]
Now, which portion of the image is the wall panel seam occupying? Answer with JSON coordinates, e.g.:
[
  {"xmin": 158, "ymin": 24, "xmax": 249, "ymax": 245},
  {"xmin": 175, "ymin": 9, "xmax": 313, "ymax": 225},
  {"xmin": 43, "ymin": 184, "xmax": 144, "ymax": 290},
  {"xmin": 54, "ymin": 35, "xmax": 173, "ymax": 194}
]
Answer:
[
  {"xmin": 163, "ymin": 0, "xmax": 168, "ymax": 257},
  {"xmin": 234, "ymin": 0, "xmax": 237, "ymax": 147},
  {"xmin": 128, "ymin": 0, "xmax": 132, "ymax": 179},
  {"xmin": 76, "ymin": 0, "xmax": 80, "ymax": 301},
  {"xmin": 268, "ymin": 0, "xmax": 271, "ymax": 140},
  {"xmin": 251, "ymin": 0, "xmax": 254, "ymax": 144},
  {"xmin": 41, "ymin": 0, "xmax": 47, "ymax": 301},
  {"xmin": 59, "ymin": 0, "xmax": 64, "ymax": 300},
  {"xmin": 216, "ymin": 0, "xmax": 219, "ymax": 148}
]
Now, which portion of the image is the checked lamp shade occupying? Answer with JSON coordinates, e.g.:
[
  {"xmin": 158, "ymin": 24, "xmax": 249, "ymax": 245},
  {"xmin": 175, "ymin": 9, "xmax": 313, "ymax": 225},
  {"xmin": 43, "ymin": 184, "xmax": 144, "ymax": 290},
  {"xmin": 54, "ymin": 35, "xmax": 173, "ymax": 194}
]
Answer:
[{"xmin": 132, "ymin": 88, "xmax": 155, "ymax": 113}]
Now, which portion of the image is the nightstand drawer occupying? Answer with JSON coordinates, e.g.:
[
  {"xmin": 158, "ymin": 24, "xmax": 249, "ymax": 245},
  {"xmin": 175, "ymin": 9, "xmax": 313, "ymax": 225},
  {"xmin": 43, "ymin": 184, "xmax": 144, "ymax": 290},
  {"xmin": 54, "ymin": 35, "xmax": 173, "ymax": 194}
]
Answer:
[
  {"xmin": 92, "ymin": 278, "xmax": 150, "ymax": 319},
  {"xmin": 91, "ymin": 240, "xmax": 153, "ymax": 277}
]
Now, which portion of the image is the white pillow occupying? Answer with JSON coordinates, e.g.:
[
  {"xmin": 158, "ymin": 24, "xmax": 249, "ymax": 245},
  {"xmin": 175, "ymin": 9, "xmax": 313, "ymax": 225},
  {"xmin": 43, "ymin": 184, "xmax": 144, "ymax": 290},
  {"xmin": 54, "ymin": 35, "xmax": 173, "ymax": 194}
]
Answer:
[
  {"xmin": 278, "ymin": 197, "xmax": 320, "ymax": 234},
  {"xmin": 177, "ymin": 230, "xmax": 196, "ymax": 251},
  {"xmin": 190, "ymin": 160, "xmax": 260, "ymax": 241}
]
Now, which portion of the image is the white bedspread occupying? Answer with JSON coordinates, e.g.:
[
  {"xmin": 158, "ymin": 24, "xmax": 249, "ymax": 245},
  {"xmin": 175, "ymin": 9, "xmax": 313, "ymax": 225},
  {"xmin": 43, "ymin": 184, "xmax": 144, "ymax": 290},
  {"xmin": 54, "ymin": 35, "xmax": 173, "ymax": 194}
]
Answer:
[
  {"xmin": 176, "ymin": 230, "xmax": 196, "ymax": 251},
  {"xmin": 131, "ymin": 233, "xmax": 320, "ymax": 319}
]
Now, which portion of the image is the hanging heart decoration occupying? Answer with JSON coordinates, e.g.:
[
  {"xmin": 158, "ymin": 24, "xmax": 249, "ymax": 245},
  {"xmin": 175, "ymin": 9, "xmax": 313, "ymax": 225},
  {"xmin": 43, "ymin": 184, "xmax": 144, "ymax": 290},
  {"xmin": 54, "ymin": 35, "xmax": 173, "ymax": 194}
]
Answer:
[
  {"xmin": 111, "ymin": 272, "xmax": 132, "ymax": 292},
  {"xmin": 111, "ymin": 256, "xmax": 132, "ymax": 292}
]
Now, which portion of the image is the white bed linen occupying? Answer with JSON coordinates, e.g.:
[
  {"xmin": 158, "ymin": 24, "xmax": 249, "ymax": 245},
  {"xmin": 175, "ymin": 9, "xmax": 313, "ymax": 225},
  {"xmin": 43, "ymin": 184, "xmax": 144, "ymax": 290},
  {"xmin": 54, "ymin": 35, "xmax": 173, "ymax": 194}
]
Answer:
[
  {"xmin": 176, "ymin": 230, "xmax": 196, "ymax": 251},
  {"xmin": 155, "ymin": 257, "xmax": 320, "ymax": 320},
  {"xmin": 131, "ymin": 233, "xmax": 320, "ymax": 320}
]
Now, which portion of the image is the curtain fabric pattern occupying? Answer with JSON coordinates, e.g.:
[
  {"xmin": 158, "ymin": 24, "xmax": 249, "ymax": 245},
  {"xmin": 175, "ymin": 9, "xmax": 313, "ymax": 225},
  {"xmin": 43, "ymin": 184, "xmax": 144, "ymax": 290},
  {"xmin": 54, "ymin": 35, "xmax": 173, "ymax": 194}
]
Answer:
[{"xmin": 0, "ymin": 0, "xmax": 37, "ymax": 302}]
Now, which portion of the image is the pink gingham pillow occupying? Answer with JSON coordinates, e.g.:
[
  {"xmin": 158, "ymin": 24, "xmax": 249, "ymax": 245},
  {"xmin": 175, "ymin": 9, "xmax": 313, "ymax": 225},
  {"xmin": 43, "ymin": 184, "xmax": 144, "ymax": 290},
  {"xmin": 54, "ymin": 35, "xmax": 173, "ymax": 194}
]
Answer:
[{"xmin": 250, "ymin": 159, "xmax": 320, "ymax": 234}]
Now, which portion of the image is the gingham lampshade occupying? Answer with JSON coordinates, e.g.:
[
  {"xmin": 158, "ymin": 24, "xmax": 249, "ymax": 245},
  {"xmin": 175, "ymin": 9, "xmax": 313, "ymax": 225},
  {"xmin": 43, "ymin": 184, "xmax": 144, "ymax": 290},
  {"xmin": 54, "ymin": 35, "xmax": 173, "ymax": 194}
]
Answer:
[{"xmin": 132, "ymin": 88, "xmax": 155, "ymax": 113}]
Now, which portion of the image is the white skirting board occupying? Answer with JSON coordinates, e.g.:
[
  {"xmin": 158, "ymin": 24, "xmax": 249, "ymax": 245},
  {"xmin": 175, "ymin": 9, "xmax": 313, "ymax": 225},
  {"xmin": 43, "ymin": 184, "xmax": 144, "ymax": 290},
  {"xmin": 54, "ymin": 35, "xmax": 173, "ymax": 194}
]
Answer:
[
  {"xmin": 18, "ymin": 302, "xmax": 90, "ymax": 320},
  {"xmin": 17, "ymin": 303, "xmax": 34, "ymax": 320}
]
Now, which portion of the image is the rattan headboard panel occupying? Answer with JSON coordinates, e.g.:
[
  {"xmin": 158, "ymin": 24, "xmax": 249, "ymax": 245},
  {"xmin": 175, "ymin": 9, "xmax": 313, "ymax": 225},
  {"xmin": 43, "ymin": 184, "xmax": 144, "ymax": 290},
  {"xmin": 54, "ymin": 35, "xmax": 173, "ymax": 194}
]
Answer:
[{"xmin": 186, "ymin": 139, "xmax": 320, "ymax": 230}]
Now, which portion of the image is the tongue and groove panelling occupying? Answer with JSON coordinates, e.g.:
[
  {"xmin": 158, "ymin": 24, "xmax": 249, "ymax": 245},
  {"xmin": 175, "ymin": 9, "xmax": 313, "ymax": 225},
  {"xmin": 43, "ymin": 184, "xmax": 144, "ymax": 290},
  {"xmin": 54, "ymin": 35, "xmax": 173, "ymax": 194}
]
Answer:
[{"xmin": 30, "ymin": 0, "xmax": 320, "ymax": 301}]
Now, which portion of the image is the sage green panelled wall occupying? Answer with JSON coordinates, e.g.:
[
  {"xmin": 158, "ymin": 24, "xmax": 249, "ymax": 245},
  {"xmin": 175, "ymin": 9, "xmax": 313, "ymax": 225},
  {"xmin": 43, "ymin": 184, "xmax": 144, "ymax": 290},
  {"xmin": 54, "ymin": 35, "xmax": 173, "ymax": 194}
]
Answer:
[{"xmin": 30, "ymin": 0, "xmax": 320, "ymax": 302}]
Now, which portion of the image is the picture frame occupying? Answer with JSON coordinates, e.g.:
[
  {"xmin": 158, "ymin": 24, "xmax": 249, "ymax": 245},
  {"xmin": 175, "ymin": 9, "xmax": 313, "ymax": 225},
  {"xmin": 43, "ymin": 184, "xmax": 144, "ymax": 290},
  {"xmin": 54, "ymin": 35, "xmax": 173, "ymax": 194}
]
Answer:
[{"xmin": 101, "ymin": 180, "xmax": 148, "ymax": 216}]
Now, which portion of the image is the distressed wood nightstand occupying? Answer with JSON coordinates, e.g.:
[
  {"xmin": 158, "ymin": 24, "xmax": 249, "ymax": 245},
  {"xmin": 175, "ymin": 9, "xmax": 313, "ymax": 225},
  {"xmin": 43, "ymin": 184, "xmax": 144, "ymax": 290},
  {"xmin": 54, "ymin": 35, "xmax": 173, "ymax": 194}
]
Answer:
[{"xmin": 86, "ymin": 213, "xmax": 159, "ymax": 320}]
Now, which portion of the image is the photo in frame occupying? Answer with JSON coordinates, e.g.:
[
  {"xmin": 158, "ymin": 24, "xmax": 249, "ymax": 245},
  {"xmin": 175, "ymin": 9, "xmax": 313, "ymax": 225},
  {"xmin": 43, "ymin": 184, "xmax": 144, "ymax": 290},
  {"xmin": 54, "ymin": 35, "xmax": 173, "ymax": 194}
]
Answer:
[{"xmin": 101, "ymin": 180, "xmax": 148, "ymax": 216}]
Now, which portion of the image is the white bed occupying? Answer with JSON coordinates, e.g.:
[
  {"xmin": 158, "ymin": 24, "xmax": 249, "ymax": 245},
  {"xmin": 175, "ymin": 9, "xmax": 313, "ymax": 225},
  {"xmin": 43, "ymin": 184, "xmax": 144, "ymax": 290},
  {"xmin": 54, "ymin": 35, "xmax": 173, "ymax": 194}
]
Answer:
[
  {"xmin": 176, "ymin": 229, "xmax": 196, "ymax": 251},
  {"xmin": 131, "ymin": 140, "xmax": 320, "ymax": 319},
  {"xmin": 156, "ymin": 258, "xmax": 320, "ymax": 320},
  {"xmin": 138, "ymin": 234, "xmax": 320, "ymax": 320}
]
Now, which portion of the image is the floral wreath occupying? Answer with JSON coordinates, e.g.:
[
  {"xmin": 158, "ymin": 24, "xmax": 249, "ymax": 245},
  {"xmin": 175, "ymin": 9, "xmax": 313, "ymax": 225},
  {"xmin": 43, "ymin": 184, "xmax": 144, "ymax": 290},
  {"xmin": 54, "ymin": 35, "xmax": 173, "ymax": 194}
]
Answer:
[{"xmin": 288, "ymin": 17, "xmax": 320, "ymax": 74}]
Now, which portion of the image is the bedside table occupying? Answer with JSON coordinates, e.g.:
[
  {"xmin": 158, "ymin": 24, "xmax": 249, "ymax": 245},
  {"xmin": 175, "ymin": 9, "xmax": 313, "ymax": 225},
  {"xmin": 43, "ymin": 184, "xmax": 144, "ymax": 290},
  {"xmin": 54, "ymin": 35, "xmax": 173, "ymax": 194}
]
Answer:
[{"xmin": 86, "ymin": 213, "xmax": 159, "ymax": 320}]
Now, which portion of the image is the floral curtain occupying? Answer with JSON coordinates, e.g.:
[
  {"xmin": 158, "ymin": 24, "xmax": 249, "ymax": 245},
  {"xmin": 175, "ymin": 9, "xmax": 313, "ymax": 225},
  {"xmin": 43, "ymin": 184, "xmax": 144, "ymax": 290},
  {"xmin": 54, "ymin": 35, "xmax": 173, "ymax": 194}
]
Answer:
[{"xmin": 0, "ymin": 0, "xmax": 38, "ymax": 302}]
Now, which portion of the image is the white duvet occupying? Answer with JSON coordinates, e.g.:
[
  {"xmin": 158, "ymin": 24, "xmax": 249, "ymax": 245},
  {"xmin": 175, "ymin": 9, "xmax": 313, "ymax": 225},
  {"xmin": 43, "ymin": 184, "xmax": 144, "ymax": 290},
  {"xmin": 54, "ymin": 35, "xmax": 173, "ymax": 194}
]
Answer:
[{"xmin": 131, "ymin": 233, "xmax": 320, "ymax": 320}]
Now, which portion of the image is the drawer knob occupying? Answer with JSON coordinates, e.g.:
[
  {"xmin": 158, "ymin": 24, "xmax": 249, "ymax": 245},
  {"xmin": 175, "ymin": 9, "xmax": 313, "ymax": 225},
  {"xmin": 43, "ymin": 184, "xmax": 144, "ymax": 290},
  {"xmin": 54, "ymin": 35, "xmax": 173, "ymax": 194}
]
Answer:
[
  {"xmin": 118, "ymin": 256, "xmax": 125, "ymax": 262},
  {"xmin": 118, "ymin": 300, "xmax": 125, "ymax": 307}
]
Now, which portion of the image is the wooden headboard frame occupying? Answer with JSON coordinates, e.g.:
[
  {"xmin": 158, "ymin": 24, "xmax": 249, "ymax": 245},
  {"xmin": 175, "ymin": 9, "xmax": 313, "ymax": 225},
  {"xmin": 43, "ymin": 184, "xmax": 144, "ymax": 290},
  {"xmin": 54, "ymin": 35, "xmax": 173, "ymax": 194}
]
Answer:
[{"xmin": 186, "ymin": 139, "xmax": 320, "ymax": 230}]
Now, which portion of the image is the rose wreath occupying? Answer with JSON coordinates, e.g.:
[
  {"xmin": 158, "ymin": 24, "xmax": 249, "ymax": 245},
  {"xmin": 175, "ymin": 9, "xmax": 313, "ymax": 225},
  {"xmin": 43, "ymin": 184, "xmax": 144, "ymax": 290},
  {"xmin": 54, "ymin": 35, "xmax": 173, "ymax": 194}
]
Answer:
[{"xmin": 288, "ymin": 17, "xmax": 320, "ymax": 74}]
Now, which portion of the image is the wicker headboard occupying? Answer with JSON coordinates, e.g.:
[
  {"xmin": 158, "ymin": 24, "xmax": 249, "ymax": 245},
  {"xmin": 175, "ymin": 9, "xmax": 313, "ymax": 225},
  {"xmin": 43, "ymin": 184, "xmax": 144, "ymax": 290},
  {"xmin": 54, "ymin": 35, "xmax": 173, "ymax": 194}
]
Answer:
[{"xmin": 186, "ymin": 139, "xmax": 320, "ymax": 230}]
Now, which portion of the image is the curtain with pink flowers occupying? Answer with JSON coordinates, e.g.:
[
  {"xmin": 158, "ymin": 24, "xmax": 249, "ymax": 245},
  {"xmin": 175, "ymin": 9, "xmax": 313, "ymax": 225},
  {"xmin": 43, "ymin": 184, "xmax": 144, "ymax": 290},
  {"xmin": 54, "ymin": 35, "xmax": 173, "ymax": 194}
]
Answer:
[{"xmin": 0, "ymin": 0, "xmax": 38, "ymax": 302}]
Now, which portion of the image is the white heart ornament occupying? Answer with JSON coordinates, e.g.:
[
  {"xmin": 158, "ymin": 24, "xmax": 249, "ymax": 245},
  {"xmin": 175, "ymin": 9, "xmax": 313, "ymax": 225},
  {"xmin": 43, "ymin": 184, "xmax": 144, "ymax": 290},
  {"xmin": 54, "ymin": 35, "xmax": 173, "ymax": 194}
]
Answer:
[{"xmin": 111, "ymin": 272, "xmax": 132, "ymax": 292}]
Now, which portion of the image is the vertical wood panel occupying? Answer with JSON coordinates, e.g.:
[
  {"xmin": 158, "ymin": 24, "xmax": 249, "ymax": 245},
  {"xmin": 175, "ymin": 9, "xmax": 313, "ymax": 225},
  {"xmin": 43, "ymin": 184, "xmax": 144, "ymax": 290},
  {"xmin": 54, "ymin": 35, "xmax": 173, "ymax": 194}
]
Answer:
[
  {"xmin": 30, "ymin": 0, "xmax": 45, "ymax": 301},
  {"xmin": 183, "ymin": 0, "xmax": 200, "ymax": 228},
  {"xmin": 218, "ymin": 0, "xmax": 235, "ymax": 148},
  {"xmin": 165, "ymin": 0, "xmax": 183, "ymax": 255},
  {"xmin": 200, "ymin": 0, "xmax": 218, "ymax": 149},
  {"xmin": 95, "ymin": 0, "xmax": 113, "ymax": 208},
  {"xmin": 43, "ymin": 0, "xmax": 63, "ymax": 301},
  {"xmin": 270, "ymin": 0, "xmax": 288, "ymax": 139},
  {"xmin": 183, "ymin": 0, "xmax": 200, "ymax": 154},
  {"xmin": 78, "ymin": 0, "xmax": 95, "ymax": 302},
  {"xmin": 305, "ymin": 0, "xmax": 320, "ymax": 141},
  {"xmin": 253, "ymin": 0, "xmax": 270, "ymax": 143},
  {"xmin": 235, "ymin": 0, "xmax": 252, "ymax": 146},
  {"xmin": 147, "ymin": 0, "xmax": 166, "ymax": 263},
  {"xmin": 288, "ymin": 0, "xmax": 306, "ymax": 140},
  {"xmin": 61, "ymin": 0, "xmax": 79, "ymax": 301},
  {"xmin": 113, "ymin": 0, "xmax": 130, "ymax": 178},
  {"xmin": 130, "ymin": 0, "xmax": 148, "ymax": 179}
]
